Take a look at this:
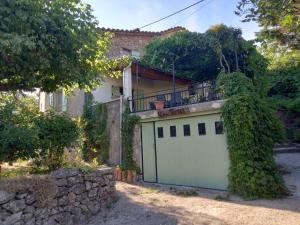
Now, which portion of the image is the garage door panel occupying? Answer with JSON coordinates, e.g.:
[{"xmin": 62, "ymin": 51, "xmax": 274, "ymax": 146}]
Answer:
[
  {"xmin": 155, "ymin": 113, "xmax": 229, "ymax": 190},
  {"xmin": 141, "ymin": 122, "xmax": 157, "ymax": 182}
]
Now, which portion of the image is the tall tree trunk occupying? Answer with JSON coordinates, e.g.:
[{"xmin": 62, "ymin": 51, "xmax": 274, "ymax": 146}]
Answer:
[
  {"xmin": 222, "ymin": 54, "xmax": 230, "ymax": 73},
  {"xmin": 234, "ymin": 41, "xmax": 239, "ymax": 71}
]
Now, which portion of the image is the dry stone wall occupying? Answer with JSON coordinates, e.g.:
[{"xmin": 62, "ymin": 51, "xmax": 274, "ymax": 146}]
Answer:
[{"xmin": 0, "ymin": 167, "xmax": 115, "ymax": 225}]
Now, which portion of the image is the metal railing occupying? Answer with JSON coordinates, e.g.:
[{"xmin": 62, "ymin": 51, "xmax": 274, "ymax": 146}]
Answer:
[{"xmin": 128, "ymin": 84, "xmax": 223, "ymax": 113}]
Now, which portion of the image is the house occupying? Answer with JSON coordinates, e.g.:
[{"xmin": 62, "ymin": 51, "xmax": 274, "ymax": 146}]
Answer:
[
  {"xmin": 39, "ymin": 27, "xmax": 229, "ymax": 191},
  {"xmin": 39, "ymin": 27, "xmax": 186, "ymax": 117}
]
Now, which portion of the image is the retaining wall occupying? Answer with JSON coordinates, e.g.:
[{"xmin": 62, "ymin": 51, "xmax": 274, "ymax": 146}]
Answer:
[{"xmin": 0, "ymin": 167, "xmax": 115, "ymax": 225}]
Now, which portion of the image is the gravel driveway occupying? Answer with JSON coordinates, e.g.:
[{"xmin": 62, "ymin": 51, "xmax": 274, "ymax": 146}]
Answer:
[{"xmin": 89, "ymin": 153, "xmax": 300, "ymax": 225}]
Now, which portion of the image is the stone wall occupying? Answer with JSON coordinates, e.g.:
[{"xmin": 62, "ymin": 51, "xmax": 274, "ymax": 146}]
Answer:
[
  {"xmin": 0, "ymin": 167, "xmax": 115, "ymax": 225},
  {"xmin": 133, "ymin": 124, "xmax": 142, "ymax": 171},
  {"xmin": 105, "ymin": 99, "xmax": 122, "ymax": 165}
]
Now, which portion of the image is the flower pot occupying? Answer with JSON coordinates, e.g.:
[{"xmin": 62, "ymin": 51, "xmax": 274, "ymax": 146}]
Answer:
[
  {"xmin": 115, "ymin": 168, "xmax": 122, "ymax": 181},
  {"xmin": 132, "ymin": 170, "xmax": 137, "ymax": 182},
  {"xmin": 154, "ymin": 100, "xmax": 165, "ymax": 110},
  {"xmin": 121, "ymin": 171, "xmax": 126, "ymax": 182},
  {"xmin": 126, "ymin": 170, "xmax": 133, "ymax": 183}
]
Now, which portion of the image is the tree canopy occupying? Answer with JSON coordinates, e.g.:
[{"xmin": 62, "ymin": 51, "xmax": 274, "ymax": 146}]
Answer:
[
  {"xmin": 236, "ymin": 0, "xmax": 300, "ymax": 49},
  {"xmin": 0, "ymin": 0, "xmax": 127, "ymax": 92},
  {"xmin": 142, "ymin": 24, "xmax": 266, "ymax": 82}
]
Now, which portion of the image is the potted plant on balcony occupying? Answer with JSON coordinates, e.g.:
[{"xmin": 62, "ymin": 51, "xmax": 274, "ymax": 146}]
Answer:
[{"xmin": 154, "ymin": 95, "xmax": 165, "ymax": 110}]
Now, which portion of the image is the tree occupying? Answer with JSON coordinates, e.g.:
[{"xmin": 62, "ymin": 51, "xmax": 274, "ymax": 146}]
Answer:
[
  {"xmin": 0, "ymin": 0, "xmax": 128, "ymax": 92},
  {"xmin": 236, "ymin": 0, "xmax": 300, "ymax": 49},
  {"xmin": 142, "ymin": 25, "xmax": 266, "ymax": 82}
]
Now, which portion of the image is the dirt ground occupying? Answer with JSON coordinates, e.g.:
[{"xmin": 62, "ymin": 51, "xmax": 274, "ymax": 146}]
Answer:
[{"xmin": 89, "ymin": 153, "xmax": 300, "ymax": 225}]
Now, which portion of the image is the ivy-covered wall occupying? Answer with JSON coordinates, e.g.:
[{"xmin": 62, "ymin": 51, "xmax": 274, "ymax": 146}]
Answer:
[{"xmin": 217, "ymin": 72, "xmax": 287, "ymax": 199}]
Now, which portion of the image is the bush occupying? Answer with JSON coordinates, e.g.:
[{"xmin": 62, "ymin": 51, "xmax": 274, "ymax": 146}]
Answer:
[
  {"xmin": 217, "ymin": 72, "xmax": 287, "ymax": 199},
  {"xmin": 34, "ymin": 111, "xmax": 79, "ymax": 170},
  {"xmin": 0, "ymin": 93, "xmax": 39, "ymax": 166}
]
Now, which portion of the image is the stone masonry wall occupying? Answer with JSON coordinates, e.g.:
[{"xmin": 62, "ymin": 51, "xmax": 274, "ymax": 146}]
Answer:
[
  {"xmin": 105, "ymin": 100, "xmax": 121, "ymax": 165},
  {"xmin": 0, "ymin": 167, "xmax": 115, "ymax": 225}
]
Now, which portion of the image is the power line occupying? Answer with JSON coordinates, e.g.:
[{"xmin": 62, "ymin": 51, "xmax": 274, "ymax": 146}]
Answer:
[
  {"xmin": 138, "ymin": 0, "xmax": 206, "ymax": 30},
  {"xmin": 172, "ymin": 0, "xmax": 215, "ymax": 27}
]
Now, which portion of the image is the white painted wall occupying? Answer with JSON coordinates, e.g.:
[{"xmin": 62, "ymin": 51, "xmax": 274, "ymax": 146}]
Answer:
[{"xmin": 92, "ymin": 77, "xmax": 123, "ymax": 103}]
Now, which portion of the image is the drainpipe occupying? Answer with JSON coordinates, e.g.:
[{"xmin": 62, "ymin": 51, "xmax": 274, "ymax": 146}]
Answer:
[{"xmin": 119, "ymin": 95, "xmax": 123, "ymax": 165}]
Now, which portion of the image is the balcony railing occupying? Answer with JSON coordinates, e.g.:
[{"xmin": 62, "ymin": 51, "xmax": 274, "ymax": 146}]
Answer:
[{"xmin": 128, "ymin": 83, "xmax": 223, "ymax": 113}]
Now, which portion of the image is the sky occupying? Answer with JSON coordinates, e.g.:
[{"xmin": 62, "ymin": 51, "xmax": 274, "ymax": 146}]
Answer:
[{"xmin": 84, "ymin": 0, "xmax": 260, "ymax": 40}]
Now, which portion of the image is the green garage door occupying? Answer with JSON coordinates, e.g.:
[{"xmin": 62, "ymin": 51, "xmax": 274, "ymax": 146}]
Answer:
[{"xmin": 142, "ymin": 113, "xmax": 230, "ymax": 190}]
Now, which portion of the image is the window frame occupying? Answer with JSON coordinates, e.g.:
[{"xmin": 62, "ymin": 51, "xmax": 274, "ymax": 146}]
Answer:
[
  {"xmin": 170, "ymin": 126, "xmax": 177, "ymax": 137},
  {"xmin": 198, "ymin": 123, "xmax": 206, "ymax": 136},
  {"xmin": 183, "ymin": 124, "xmax": 191, "ymax": 136}
]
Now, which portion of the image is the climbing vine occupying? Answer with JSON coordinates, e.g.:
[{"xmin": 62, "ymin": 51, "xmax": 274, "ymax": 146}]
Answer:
[
  {"xmin": 217, "ymin": 72, "xmax": 287, "ymax": 199},
  {"xmin": 81, "ymin": 93, "xmax": 109, "ymax": 164},
  {"xmin": 121, "ymin": 104, "xmax": 140, "ymax": 170}
]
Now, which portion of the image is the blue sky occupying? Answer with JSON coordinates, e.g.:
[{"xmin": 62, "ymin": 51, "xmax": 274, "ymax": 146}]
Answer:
[{"xmin": 84, "ymin": 0, "xmax": 260, "ymax": 40}]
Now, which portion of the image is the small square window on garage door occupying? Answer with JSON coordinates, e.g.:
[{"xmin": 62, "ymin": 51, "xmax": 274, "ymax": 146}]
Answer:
[
  {"xmin": 198, "ymin": 123, "xmax": 206, "ymax": 135},
  {"xmin": 157, "ymin": 127, "xmax": 164, "ymax": 138},
  {"xmin": 170, "ymin": 126, "xmax": 176, "ymax": 137},
  {"xmin": 183, "ymin": 124, "xmax": 190, "ymax": 136},
  {"xmin": 215, "ymin": 121, "xmax": 224, "ymax": 135}
]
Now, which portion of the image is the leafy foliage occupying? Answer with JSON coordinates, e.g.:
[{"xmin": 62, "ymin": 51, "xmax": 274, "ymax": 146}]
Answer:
[
  {"xmin": 262, "ymin": 46, "xmax": 300, "ymax": 112},
  {"xmin": 142, "ymin": 25, "xmax": 266, "ymax": 81},
  {"xmin": 121, "ymin": 105, "xmax": 140, "ymax": 170},
  {"xmin": 81, "ymin": 93, "xmax": 109, "ymax": 164},
  {"xmin": 236, "ymin": 0, "xmax": 300, "ymax": 49},
  {"xmin": 217, "ymin": 72, "xmax": 287, "ymax": 199},
  {"xmin": 0, "ymin": 93, "xmax": 39, "ymax": 164},
  {"xmin": 34, "ymin": 111, "xmax": 79, "ymax": 170},
  {"xmin": 0, "ymin": 0, "xmax": 129, "ymax": 92}
]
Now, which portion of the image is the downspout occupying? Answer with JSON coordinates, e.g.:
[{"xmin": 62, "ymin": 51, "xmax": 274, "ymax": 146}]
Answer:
[{"xmin": 119, "ymin": 95, "xmax": 123, "ymax": 165}]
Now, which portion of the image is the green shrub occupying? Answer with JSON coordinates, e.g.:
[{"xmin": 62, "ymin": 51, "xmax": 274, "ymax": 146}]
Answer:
[
  {"xmin": 81, "ymin": 93, "xmax": 109, "ymax": 164},
  {"xmin": 217, "ymin": 72, "xmax": 287, "ymax": 199},
  {"xmin": 0, "ymin": 93, "xmax": 39, "ymax": 166},
  {"xmin": 34, "ymin": 111, "xmax": 79, "ymax": 170}
]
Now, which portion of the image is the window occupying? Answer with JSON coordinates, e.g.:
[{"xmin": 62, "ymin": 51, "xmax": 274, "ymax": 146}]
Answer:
[
  {"xmin": 112, "ymin": 85, "xmax": 123, "ymax": 99},
  {"xmin": 170, "ymin": 126, "xmax": 176, "ymax": 137},
  {"xmin": 157, "ymin": 127, "xmax": 164, "ymax": 138},
  {"xmin": 215, "ymin": 121, "xmax": 224, "ymax": 134},
  {"xmin": 198, "ymin": 123, "xmax": 206, "ymax": 135},
  {"xmin": 183, "ymin": 124, "xmax": 190, "ymax": 136},
  {"xmin": 61, "ymin": 91, "xmax": 68, "ymax": 112},
  {"xmin": 49, "ymin": 93, "xmax": 54, "ymax": 107}
]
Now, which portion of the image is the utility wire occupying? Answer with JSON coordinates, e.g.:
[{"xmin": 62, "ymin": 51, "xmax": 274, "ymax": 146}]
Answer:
[
  {"xmin": 138, "ymin": 0, "xmax": 206, "ymax": 30},
  {"xmin": 172, "ymin": 0, "xmax": 215, "ymax": 27}
]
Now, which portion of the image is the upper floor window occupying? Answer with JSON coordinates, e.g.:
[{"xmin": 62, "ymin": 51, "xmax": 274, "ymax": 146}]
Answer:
[
  {"xmin": 61, "ymin": 91, "xmax": 68, "ymax": 112},
  {"xmin": 49, "ymin": 93, "xmax": 54, "ymax": 107},
  {"xmin": 112, "ymin": 86, "xmax": 123, "ymax": 99}
]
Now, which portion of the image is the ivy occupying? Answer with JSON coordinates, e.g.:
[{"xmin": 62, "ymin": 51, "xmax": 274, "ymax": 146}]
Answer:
[
  {"xmin": 81, "ymin": 93, "xmax": 109, "ymax": 164},
  {"xmin": 121, "ymin": 104, "xmax": 140, "ymax": 170},
  {"xmin": 217, "ymin": 72, "xmax": 288, "ymax": 199}
]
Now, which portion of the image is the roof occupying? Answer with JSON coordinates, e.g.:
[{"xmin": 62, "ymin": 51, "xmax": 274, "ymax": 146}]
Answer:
[
  {"xmin": 99, "ymin": 27, "xmax": 186, "ymax": 37},
  {"xmin": 131, "ymin": 62, "xmax": 191, "ymax": 85}
]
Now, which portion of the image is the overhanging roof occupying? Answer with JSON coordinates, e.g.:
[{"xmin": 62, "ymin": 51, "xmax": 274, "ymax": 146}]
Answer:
[{"xmin": 131, "ymin": 62, "xmax": 191, "ymax": 85}]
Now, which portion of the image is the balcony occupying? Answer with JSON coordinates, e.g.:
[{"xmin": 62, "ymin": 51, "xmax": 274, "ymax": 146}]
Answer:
[{"xmin": 128, "ymin": 83, "xmax": 223, "ymax": 113}]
